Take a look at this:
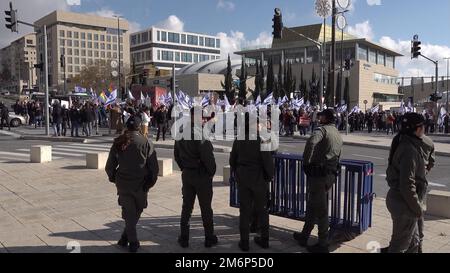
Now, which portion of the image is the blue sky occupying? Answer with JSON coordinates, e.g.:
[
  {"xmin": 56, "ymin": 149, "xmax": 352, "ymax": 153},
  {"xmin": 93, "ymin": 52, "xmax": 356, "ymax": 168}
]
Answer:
[{"xmin": 2, "ymin": 0, "xmax": 450, "ymax": 76}]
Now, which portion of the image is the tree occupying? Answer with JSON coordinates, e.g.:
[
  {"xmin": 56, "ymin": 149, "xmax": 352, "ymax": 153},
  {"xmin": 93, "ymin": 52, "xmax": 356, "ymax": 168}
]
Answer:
[
  {"xmin": 299, "ymin": 67, "xmax": 307, "ymax": 99},
  {"xmin": 221, "ymin": 54, "xmax": 235, "ymax": 103},
  {"xmin": 324, "ymin": 65, "xmax": 332, "ymax": 107},
  {"xmin": 278, "ymin": 57, "xmax": 285, "ymax": 98},
  {"xmin": 335, "ymin": 72, "xmax": 342, "ymax": 106},
  {"xmin": 259, "ymin": 58, "xmax": 266, "ymax": 100},
  {"xmin": 238, "ymin": 58, "xmax": 247, "ymax": 100},
  {"xmin": 253, "ymin": 60, "xmax": 260, "ymax": 101},
  {"xmin": 344, "ymin": 76, "xmax": 350, "ymax": 107},
  {"xmin": 309, "ymin": 66, "xmax": 319, "ymax": 106},
  {"xmin": 266, "ymin": 57, "xmax": 275, "ymax": 97},
  {"xmin": 284, "ymin": 62, "xmax": 296, "ymax": 99}
]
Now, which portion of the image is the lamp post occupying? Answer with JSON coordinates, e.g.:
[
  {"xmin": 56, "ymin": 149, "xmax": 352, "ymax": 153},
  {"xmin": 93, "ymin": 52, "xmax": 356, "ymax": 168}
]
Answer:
[{"xmin": 113, "ymin": 15, "xmax": 122, "ymax": 99}]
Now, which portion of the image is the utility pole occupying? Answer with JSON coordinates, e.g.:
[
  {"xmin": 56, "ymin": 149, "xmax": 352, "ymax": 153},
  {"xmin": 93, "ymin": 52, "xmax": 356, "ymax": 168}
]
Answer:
[
  {"xmin": 330, "ymin": 0, "xmax": 337, "ymax": 107},
  {"xmin": 114, "ymin": 15, "xmax": 122, "ymax": 99}
]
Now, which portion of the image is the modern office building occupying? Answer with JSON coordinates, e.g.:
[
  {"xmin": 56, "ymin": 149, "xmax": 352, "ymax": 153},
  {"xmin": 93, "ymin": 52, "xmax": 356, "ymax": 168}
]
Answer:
[
  {"xmin": 34, "ymin": 10, "xmax": 130, "ymax": 92},
  {"xmin": 0, "ymin": 33, "xmax": 37, "ymax": 94},
  {"xmin": 235, "ymin": 24, "xmax": 404, "ymax": 110},
  {"xmin": 130, "ymin": 27, "xmax": 221, "ymax": 72},
  {"xmin": 401, "ymin": 78, "xmax": 450, "ymax": 106}
]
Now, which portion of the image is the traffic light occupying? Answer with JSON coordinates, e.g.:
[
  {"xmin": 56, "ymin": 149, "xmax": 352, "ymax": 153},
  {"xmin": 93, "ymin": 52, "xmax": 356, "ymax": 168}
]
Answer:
[
  {"xmin": 429, "ymin": 93, "xmax": 442, "ymax": 102},
  {"xmin": 411, "ymin": 40, "xmax": 421, "ymax": 59},
  {"xmin": 345, "ymin": 59, "xmax": 351, "ymax": 70},
  {"xmin": 272, "ymin": 8, "xmax": 283, "ymax": 39},
  {"xmin": 4, "ymin": 2, "xmax": 18, "ymax": 33},
  {"xmin": 60, "ymin": 54, "xmax": 65, "ymax": 68}
]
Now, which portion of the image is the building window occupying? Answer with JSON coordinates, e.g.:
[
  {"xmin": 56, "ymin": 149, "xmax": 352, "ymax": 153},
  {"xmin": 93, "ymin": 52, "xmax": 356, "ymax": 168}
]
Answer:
[
  {"xmin": 385, "ymin": 55, "xmax": 394, "ymax": 69},
  {"xmin": 216, "ymin": 39, "xmax": 221, "ymax": 48},
  {"xmin": 107, "ymin": 35, "xmax": 111, "ymax": 42},
  {"xmin": 157, "ymin": 50, "xmax": 161, "ymax": 60},
  {"xmin": 107, "ymin": 44, "xmax": 111, "ymax": 50},
  {"xmin": 100, "ymin": 35, "xmax": 105, "ymax": 41},
  {"xmin": 74, "ymin": 32, "xmax": 79, "ymax": 39},
  {"xmin": 175, "ymin": 52, "xmax": 181, "ymax": 62},
  {"xmin": 200, "ymin": 54, "xmax": 210, "ymax": 62},
  {"xmin": 94, "ymin": 34, "xmax": 99, "ymax": 41},
  {"xmin": 60, "ymin": 39, "xmax": 65, "ymax": 46},
  {"xmin": 142, "ymin": 32, "xmax": 149, "ymax": 43},
  {"xmin": 131, "ymin": 34, "xmax": 137, "ymax": 46},
  {"xmin": 107, "ymin": 52, "xmax": 111, "ymax": 58},
  {"xmin": 100, "ymin": 43, "xmax": 105, "ymax": 50},
  {"xmin": 194, "ymin": 54, "xmax": 198, "ymax": 63},
  {"xmin": 81, "ymin": 33, "xmax": 86, "ymax": 40},
  {"xmin": 94, "ymin": 51, "xmax": 99, "ymax": 58},
  {"xmin": 60, "ymin": 30, "xmax": 65, "ymax": 37},
  {"xmin": 87, "ymin": 33, "xmax": 92, "ymax": 40},
  {"xmin": 374, "ymin": 73, "xmax": 397, "ymax": 85},
  {"xmin": 146, "ymin": 50, "xmax": 152, "ymax": 61},
  {"xmin": 74, "ymin": 49, "xmax": 79, "ymax": 56},
  {"xmin": 358, "ymin": 45, "xmax": 368, "ymax": 62},
  {"xmin": 73, "ymin": 40, "xmax": 79, "ymax": 47},
  {"xmin": 113, "ymin": 36, "xmax": 117, "ymax": 43},
  {"xmin": 377, "ymin": 51, "xmax": 385, "ymax": 66},
  {"xmin": 88, "ymin": 42, "xmax": 92, "ymax": 48},
  {"xmin": 67, "ymin": 31, "xmax": 72, "ymax": 38},
  {"xmin": 113, "ymin": 44, "xmax": 117, "ymax": 51},
  {"xmin": 369, "ymin": 49, "xmax": 376, "ymax": 64},
  {"xmin": 81, "ymin": 58, "xmax": 86, "ymax": 65},
  {"xmin": 161, "ymin": 31, "xmax": 167, "ymax": 42},
  {"xmin": 199, "ymin": 37, "xmax": 204, "ymax": 46},
  {"xmin": 113, "ymin": 52, "xmax": 117, "ymax": 59},
  {"xmin": 68, "ymin": 57, "xmax": 73, "ymax": 64},
  {"xmin": 88, "ymin": 50, "xmax": 92, "ymax": 57},
  {"xmin": 81, "ymin": 50, "xmax": 86, "ymax": 56},
  {"xmin": 101, "ymin": 51, "xmax": 105, "ymax": 58},
  {"xmin": 181, "ymin": 52, "xmax": 192, "ymax": 62},
  {"xmin": 205, "ymin": 37, "xmax": 215, "ymax": 48},
  {"xmin": 187, "ymin": 35, "xmax": 198, "ymax": 46},
  {"xmin": 74, "ymin": 57, "xmax": 79, "ymax": 64},
  {"xmin": 94, "ymin": 42, "xmax": 99, "ymax": 49},
  {"xmin": 181, "ymin": 34, "xmax": 186, "ymax": 44},
  {"xmin": 67, "ymin": 48, "xmax": 72, "ymax": 56},
  {"xmin": 67, "ymin": 40, "xmax": 72, "ymax": 47},
  {"xmin": 157, "ymin": 31, "xmax": 161, "ymax": 41},
  {"xmin": 168, "ymin": 32, "xmax": 180, "ymax": 43},
  {"xmin": 81, "ymin": 41, "xmax": 86, "ymax": 48},
  {"xmin": 68, "ymin": 66, "xmax": 73, "ymax": 73},
  {"xmin": 162, "ymin": 50, "xmax": 174, "ymax": 61}
]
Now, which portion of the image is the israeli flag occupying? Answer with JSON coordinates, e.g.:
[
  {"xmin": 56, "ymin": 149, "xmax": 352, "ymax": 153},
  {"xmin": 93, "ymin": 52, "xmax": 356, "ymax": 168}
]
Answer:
[
  {"xmin": 74, "ymin": 86, "xmax": 87, "ymax": 94},
  {"xmin": 201, "ymin": 93, "xmax": 210, "ymax": 107},
  {"xmin": 281, "ymin": 96, "xmax": 289, "ymax": 104},
  {"xmin": 370, "ymin": 104, "xmax": 380, "ymax": 113},
  {"xmin": 105, "ymin": 89, "xmax": 117, "ymax": 106},
  {"xmin": 263, "ymin": 93, "xmax": 273, "ymax": 105},
  {"xmin": 350, "ymin": 105, "xmax": 361, "ymax": 114},
  {"xmin": 337, "ymin": 104, "xmax": 347, "ymax": 113},
  {"xmin": 165, "ymin": 93, "xmax": 173, "ymax": 105},
  {"xmin": 128, "ymin": 90, "xmax": 135, "ymax": 100}
]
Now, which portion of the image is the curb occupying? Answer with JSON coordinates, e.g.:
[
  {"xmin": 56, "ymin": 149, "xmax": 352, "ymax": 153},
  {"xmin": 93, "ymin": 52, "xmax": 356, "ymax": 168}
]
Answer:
[
  {"xmin": 0, "ymin": 130, "xmax": 22, "ymax": 138},
  {"xmin": 20, "ymin": 135, "xmax": 88, "ymax": 143},
  {"xmin": 293, "ymin": 135, "xmax": 450, "ymax": 157}
]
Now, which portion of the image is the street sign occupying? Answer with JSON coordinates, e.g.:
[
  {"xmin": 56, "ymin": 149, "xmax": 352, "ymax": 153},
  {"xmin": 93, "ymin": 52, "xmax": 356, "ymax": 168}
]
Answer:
[
  {"xmin": 413, "ymin": 34, "xmax": 419, "ymax": 41},
  {"xmin": 337, "ymin": 0, "xmax": 351, "ymax": 10},
  {"xmin": 364, "ymin": 100, "xmax": 368, "ymax": 105},
  {"xmin": 337, "ymin": 14, "xmax": 347, "ymax": 30},
  {"xmin": 111, "ymin": 70, "xmax": 118, "ymax": 77},
  {"xmin": 110, "ymin": 60, "xmax": 118, "ymax": 69}
]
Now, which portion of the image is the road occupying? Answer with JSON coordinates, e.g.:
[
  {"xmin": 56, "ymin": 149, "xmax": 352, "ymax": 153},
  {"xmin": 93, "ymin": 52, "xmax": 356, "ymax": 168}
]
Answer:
[{"xmin": 0, "ymin": 133, "xmax": 449, "ymax": 198}]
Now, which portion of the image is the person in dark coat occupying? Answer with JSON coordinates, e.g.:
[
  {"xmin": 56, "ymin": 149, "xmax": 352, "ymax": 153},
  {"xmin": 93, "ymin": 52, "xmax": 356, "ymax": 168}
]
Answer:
[
  {"xmin": 156, "ymin": 105, "xmax": 168, "ymax": 141},
  {"xmin": 69, "ymin": 105, "xmax": 80, "ymax": 137},
  {"xmin": 229, "ymin": 113, "xmax": 274, "ymax": 252},
  {"xmin": 52, "ymin": 101, "xmax": 63, "ymax": 136},
  {"xmin": 105, "ymin": 116, "xmax": 159, "ymax": 253},
  {"xmin": 61, "ymin": 104, "xmax": 70, "ymax": 136},
  {"xmin": 0, "ymin": 102, "xmax": 11, "ymax": 130},
  {"xmin": 174, "ymin": 107, "xmax": 218, "ymax": 249}
]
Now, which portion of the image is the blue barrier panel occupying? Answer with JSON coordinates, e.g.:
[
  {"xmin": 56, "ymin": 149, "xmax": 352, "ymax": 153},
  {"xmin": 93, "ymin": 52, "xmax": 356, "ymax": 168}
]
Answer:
[{"xmin": 230, "ymin": 153, "xmax": 375, "ymax": 235}]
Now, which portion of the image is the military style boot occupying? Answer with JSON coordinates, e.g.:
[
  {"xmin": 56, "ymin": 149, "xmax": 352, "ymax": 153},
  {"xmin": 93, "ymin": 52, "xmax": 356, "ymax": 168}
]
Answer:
[
  {"xmin": 178, "ymin": 225, "xmax": 190, "ymax": 248},
  {"xmin": 129, "ymin": 241, "xmax": 140, "ymax": 253},
  {"xmin": 205, "ymin": 235, "xmax": 219, "ymax": 248},
  {"xmin": 254, "ymin": 236, "xmax": 269, "ymax": 249},
  {"xmin": 117, "ymin": 232, "xmax": 128, "ymax": 248},
  {"xmin": 238, "ymin": 240, "xmax": 250, "ymax": 252},
  {"xmin": 293, "ymin": 232, "xmax": 308, "ymax": 247}
]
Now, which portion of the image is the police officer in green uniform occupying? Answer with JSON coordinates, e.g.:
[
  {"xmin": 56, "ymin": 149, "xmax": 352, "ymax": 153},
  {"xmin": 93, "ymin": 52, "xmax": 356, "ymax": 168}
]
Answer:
[
  {"xmin": 293, "ymin": 109, "xmax": 343, "ymax": 253},
  {"xmin": 230, "ymin": 113, "xmax": 274, "ymax": 252},
  {"xmin": 174, "ymin": 107, "xmax": 218, "ymax": 248},
  {"xmin": 384, "ymin": 113, "xmax": 427, "ymax": 253},
  {"xmin": 105, "ymin": 116, "xmax": 159, "ymax": 253},
  {"xmin": 382, "ymin": 113, "xmax": 429, "ymax": 253}
]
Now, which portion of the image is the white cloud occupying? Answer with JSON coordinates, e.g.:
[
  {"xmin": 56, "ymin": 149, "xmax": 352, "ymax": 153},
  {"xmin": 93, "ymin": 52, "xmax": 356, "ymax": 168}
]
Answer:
[
  {"xmin": 66, "ymin": 0, "xmax": 81, "ymax": 6},
  {"xmin": 217, "ymin": 31, "xmax": 272, "ymax": 59},
  {"xmin": 0, "ymin": 0, "xmax": 70, "ymax": 48},
  {"xmin": 88, "ymin": 8, "xmax": 141, "ymax": 33},
  {"xmin": 367, "ymin": 0, "xmax": 381, "ymax": 6},
  {"xmin": 379, "ymin": 36, "xmax": 450, "ymax": 78},
  {"xmin": 155, "ymin": 15, "xmax": 184, "ymax": 32},
  {"xmin": 347, "ymin": 20, "xmax": 374, "ymax": 40},
  {"xmin": 217, "ymin": 0, "xmax": 235, "ymax": 11}
]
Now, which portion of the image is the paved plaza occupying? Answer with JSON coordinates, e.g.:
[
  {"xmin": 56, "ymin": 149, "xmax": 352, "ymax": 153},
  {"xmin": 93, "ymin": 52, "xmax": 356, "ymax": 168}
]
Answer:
[{"xmin": 0, "ymin": 157, "xmax": 449, "ymax": 253}]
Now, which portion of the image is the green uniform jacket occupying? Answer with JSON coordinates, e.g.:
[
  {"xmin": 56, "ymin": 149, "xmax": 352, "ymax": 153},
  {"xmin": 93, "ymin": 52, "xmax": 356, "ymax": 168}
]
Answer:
[
  {"xmin": 386, "ymin": 134, "xmax": 427, "ymax": 217},
  {"xmin": 303, "ymin": 124, "xmax": 343, "ymax": 169},
  {"xmin": 229, "ymin": 137, "xmax": 274, "ymax": 184},
  {"xmin": 105, "ymin": 132, "xmax": 159, "ymax": 192}
]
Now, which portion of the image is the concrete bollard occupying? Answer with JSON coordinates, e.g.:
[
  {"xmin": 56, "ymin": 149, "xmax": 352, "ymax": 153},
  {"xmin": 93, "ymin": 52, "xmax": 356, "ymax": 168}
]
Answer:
[
  {"xmin": 223, "ymin": 165, "xmax": 231, "ymax": 184},
  {"xmin": 30, "ymin": 145, "xmax": 52, "ymax": 163},
  {"xmin": 426, "ymin": 190, "xmax": 450, "ymax": 218},
  {"xmin": 86, "ymin": 152, "xmax": 109, "ymax": 170},
  {"xmin": 158, "ymin": 158, "xmax": 173, "ymax": 177}
]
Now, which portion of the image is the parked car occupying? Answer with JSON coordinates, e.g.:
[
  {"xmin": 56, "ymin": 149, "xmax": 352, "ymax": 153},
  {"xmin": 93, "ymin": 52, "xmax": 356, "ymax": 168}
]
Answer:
[{"xmin": 8, "ymin": 112, "xmax": 26, "ymax": 127}]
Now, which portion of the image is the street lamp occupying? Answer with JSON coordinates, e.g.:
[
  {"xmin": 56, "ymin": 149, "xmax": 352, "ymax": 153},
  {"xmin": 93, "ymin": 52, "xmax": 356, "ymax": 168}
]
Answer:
[{"xmin": 113, "ymin": 15, "xmax": 122, "ymax": 99}]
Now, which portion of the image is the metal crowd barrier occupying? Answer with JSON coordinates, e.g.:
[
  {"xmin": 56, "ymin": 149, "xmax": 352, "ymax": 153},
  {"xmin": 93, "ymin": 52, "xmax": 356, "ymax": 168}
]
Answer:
[{"xmin": 230, "ymin": 153, "xmax": 375, "ymax": 235}]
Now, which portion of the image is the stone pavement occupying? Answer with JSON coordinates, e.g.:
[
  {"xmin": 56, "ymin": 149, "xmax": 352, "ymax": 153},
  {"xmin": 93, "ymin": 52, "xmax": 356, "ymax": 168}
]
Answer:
[{"xmin": 0, "ymin": 158, "xmax": 449, "ymax": 253}]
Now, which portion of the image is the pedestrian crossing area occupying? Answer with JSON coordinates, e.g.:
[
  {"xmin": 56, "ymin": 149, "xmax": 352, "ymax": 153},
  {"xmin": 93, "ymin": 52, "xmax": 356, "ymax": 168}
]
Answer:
[{"xmin": 0, "ymin": 143, "xmax": 115, "ymax": 162}]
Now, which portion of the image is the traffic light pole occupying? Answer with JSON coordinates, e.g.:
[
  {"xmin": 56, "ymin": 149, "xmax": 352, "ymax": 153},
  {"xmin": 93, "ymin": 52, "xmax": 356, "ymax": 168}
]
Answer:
[
  {"xmin": 43, "ymin": 25, "xmax": 50, "ymax": 136},
  {"xmin": 420, "ymin": 53, "xmax": 439, "ymax": 129}
]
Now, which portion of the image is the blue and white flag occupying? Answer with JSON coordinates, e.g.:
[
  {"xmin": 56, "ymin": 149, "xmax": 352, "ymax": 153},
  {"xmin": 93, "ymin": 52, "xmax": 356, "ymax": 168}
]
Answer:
[
  {"xmin": 140, "ymin": 92, "xmax": 145, "ymax": 102},
  {"xmin": 224, "ymin": 96, "xmax": 232, "ymax": 112},
  {"xmin": 350, "ymin": 105, "xmax": 361, "ymax": 114},
  {"xmin": 337, "ymin": 104, "xmax": 347, "ymax": 113},
  {"xmin": 90, "ymin": 88, "xmax": 96, "ymax": 98},
  {"xmin": 201, "ymin": 93, "xmax": 210, "ymax": 107},
  {"xmin": 165, "ymin": 92, "xmax": 173, "ymax": 105},
  {"xmin": 255, "ymin": 95, "xmax": 262, "ymax": 106},
  {"xmin": 281, "ymin": 96, "xmax": 289, "ymax": 104},
  {"xmin": 128, "ymin": 90, "xmax": 135, "ymax": 100},
  {"xmin": 263, "ymin": 93, "xmax": 273, "ymax": 105},
  {"xmin": 74, "ymin": 86, "xmax": 87, "ymax": 94},
  {"xmin": 370, "ymin": 104, "xmax": 380, "ymax": 113},
  {"xmin": 105, "ymin": 89, "xmax": 117, "ymax": 106}
]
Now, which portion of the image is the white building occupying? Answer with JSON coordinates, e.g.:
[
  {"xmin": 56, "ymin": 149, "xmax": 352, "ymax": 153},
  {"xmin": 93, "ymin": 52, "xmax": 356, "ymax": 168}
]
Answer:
[{"xmin": 130, "ymin": 27, "xmax": 221, "ymax": 71}]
